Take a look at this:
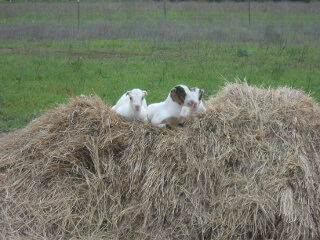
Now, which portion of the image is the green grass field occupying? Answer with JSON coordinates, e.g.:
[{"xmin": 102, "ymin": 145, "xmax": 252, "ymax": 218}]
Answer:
[{"xmin": 1, "ymin": 1, "xmax": 320, "ymax": 131}]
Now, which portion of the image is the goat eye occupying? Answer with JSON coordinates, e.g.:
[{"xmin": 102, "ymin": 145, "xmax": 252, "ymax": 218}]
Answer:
[
  {"xmin": 142, "ymin": 97, "xmax": 144, "ymax": 100},
  {"xmin": 130, "ymin": 97, "xmax": 132, "ymax": 100}
]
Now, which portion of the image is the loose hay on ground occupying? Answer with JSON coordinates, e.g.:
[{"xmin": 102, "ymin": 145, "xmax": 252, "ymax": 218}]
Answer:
[{"xmin": 1, "ymin": 81, "xmax": 320, "ymax": 239}]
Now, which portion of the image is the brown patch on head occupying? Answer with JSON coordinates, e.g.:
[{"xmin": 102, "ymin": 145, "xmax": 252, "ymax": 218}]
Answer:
[{"xmin": 170, "ymin": 86, "xmax": 186, "ymax": 105}]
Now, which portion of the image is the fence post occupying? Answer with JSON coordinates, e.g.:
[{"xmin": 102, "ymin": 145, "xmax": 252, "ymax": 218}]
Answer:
[
  {"xmin": 77, "ymin": 0, "xmax": 80, "ymax": 30},
  {"xmin": 163, "ymin": 0, "xmax": 167, "ymax": 25},
  {"xmin": 248, "ymin": 0, "xmax": 251, "ymax": 25}
]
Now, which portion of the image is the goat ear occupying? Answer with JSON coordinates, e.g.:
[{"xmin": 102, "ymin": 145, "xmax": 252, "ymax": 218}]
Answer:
[
  {"xmin": 201, "ymin": 89, "xmax": 205, "ymax": 94},
  {"xmin": 143, "ymin": 91, "xmax": 147, "ymax": 96},
  {"xmin": 126, "ymin": 91, "xmax": 131, "ymax": 96},
  {"xmin": 171, "ymin": 87, "xmax": 176, "ymax": 93}
]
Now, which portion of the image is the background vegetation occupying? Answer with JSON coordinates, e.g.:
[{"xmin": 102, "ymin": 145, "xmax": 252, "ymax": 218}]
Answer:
[{"xmin": 0, "ymin": 1, "xmax": 320, "ymax": 131}]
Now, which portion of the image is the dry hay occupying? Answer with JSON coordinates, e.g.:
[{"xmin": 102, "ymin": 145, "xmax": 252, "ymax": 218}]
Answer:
[{"xmin": 1, "ymin": 81, "xmax": 320, "ymax": 239}]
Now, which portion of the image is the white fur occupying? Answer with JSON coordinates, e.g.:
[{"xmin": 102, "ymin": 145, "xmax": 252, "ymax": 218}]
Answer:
[
  {"xmin": 181, "ymin": 87, "xmax": 206, "ymax": 117},
  {"xmin": 112, "ymin": 89, "xmax": 148, "ymax": 121},
  {"xmin": 147, "ymin": 85, "xmax": 197, "ymax": 127}
]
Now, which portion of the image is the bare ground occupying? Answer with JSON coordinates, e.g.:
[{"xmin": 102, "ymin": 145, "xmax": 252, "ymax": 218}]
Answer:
[{"xmin": 0, "ymin": 46, "xmax": 151, "ymax": 58}]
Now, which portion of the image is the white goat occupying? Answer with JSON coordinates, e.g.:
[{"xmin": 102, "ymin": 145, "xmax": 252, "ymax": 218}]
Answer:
[
  {"xmin": 147, "ymin": 85, "xmax": 197, "ymax": 127},
  {"xmin": 111, "ymin": 89, "xmax": 148, "ymax": 121},
  {"xmin": 180, "ymin": 87, "xmax": 206, "ymax": 117}
]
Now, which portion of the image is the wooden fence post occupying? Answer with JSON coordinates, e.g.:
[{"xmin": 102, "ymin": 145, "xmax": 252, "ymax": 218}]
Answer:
[
  {"xmin": 248, "ymin": 0, "xmax": 251, "ymax": 25},
  {"xmin": 163, "ymin": 0, "xmax": 167, "ymax": 25},
  {"xmin": 77, "ymin": 0, "xmax": 80, "ymax": 30}
]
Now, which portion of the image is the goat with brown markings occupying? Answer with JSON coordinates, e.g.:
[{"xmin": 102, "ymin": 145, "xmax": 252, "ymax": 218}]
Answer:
[{"xmin": 147, "ymin": 85, "xmax": 197, "ymax": 127}]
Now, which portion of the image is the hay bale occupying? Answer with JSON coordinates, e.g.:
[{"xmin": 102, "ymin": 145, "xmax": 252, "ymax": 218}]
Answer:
[{"xmin": 1, "ymin": 82, "xmax": 320, "ymax": 239}]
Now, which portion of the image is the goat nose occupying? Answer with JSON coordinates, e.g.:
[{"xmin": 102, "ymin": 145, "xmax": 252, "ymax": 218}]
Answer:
[
  {"xmin": 189, "ymin": 100, "xmax": 197, "ymax": 107},
  {"xmin": 193, "ymin": 102, "xmax": 198, "ymax": 108},
  {"xmin": 135, "ymin": 105, "xmax": 140, "ymax": 110}
]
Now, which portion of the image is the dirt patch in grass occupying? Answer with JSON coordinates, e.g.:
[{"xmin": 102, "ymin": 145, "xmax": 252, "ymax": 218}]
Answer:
[
  {"xmin": 0, "ymin": 47, "xmax": 15, "ymax": 53},
  {"xmin": 0, "ymin": 46, "xmax": 151, "ymax": 58}
]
